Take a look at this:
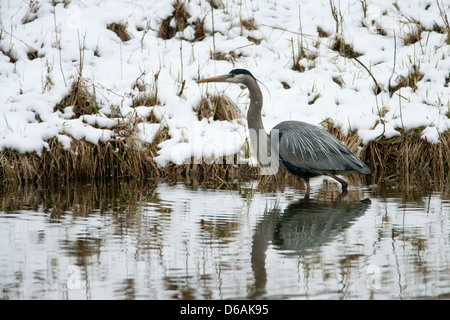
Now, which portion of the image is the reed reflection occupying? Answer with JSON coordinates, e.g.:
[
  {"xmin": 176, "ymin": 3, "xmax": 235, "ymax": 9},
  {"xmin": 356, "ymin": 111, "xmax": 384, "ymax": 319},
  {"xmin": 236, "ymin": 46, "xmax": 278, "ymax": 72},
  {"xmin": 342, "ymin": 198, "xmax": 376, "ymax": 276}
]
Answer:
[{"xmin": 0, "ymin": 179, "xmax": 160, "ymax": 299}]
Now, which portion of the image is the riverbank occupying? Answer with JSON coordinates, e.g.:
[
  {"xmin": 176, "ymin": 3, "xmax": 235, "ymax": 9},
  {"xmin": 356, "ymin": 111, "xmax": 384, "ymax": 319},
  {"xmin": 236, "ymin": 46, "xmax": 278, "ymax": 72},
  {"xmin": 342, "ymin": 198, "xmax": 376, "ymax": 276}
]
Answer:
[{"xmin": 1, "ymin": 127, "xmax": 449, "ymax": 189}]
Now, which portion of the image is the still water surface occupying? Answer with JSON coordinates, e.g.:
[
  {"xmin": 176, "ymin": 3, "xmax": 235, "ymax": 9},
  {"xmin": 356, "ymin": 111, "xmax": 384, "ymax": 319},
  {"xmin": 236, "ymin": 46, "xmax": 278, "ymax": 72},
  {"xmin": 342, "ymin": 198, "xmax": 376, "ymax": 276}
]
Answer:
[{"xmin": 1, "ymin": 178, "xmax": 449, "ymax": 299}]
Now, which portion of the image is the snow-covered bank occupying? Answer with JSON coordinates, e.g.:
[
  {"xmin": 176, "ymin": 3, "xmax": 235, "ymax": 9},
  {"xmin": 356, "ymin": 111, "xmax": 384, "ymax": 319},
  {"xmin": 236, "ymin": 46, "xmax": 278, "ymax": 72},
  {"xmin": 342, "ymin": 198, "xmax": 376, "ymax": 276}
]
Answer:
[{"xmin": 1, "ymin": 0, "xmax": 449, "ymax": 170}]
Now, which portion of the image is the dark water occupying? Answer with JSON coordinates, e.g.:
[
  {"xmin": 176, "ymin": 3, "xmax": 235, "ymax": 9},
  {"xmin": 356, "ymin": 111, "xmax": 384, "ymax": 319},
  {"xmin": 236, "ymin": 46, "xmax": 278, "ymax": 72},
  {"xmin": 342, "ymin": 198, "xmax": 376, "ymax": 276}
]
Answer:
[{"xmin": 1, "ymin": 178, "xmax": 449, "ymax": 300}]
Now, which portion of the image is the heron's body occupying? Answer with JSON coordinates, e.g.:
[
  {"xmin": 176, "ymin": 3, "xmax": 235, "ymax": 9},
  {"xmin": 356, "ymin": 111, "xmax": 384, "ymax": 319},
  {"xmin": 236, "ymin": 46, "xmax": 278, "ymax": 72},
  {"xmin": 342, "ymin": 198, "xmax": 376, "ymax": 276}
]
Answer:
[
  {"xmin": 271, "ymin": 120, "xmax": 370, "ymax": 178},
  {"xmin": 197, "ymin": 69, "xmax": 371, "ymax": 194}
]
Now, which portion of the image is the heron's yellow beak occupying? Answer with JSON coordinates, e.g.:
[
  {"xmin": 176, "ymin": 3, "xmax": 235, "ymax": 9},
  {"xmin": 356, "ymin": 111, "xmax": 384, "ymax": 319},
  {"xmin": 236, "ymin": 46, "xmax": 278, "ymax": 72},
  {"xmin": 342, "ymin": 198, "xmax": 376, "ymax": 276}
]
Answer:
[{"xmin": 197, "ymin": 74, "xmax": 229, "ymax": 83}]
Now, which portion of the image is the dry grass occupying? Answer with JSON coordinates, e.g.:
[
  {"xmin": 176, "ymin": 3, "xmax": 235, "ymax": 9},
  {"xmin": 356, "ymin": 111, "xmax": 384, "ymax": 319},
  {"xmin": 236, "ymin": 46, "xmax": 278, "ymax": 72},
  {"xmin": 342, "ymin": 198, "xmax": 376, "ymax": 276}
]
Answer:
[
  {"xmin": 317, "ymin": 26, "xmax": 330, "ymax": 38},
  {"xmin": 210, "ymin": 50, "xmax": 242, "ymax": 62},
  {"xmin": 319, "ymin": 119, "xmax": 450, "ymax": 187},
  {"xmin": 132, "ymin": 92, "xmax": 159, "ymax": 108},
  {"xmin": 0, "ymin": 139, "xmax": 261, "ymax": 185},
  {"xmin": 158, "ymin": 0, "xmax": 191, "ymax": 40},
  {"xmin": 21, "ymin": 0, "xmax": 40, "ymax": 24},
  {"xmin": 2, "ymin": 124, "xmax": 450, "ymax": 189},
  {"xmin": 402, "ymin": 26, "xmax": 422, "ymax": 46},
  {"xmin": 361, "ymin": 129, "xmax": 450, "ymax": 185},
  {"xmin": 321, "ymin": 119, "xmax": 364, "ymax": 154},
  {"xmin": 331, "ymin": 35, "xmax": 362, "ymax": 58},
  {"xmin": 132, "ymin": 72, "xmax": 160, "ymax": 110},
  {"xmin": 0, "ymin": 47, "xmax": 18, "ymax": 63},
  {"xmin": 107, "ymin": 22, "xmax": 132, "ymax": 42},
  {"xmin": 54, "ymin": 77, "xmax": 98, "ymax": 117},
  {"xmin": 27, "ymin": 48, "xmax": 38, "ymax": 60},
  {"xmin": 157, "ymin": 0, "xmax": 209, "ymax": 42},
  {"xmin": 389, "ymin": 64, "xmax": 424, "ymax": 96},
  {"xmin": 240, "ymin": 18, "xmax": 257, "ymax": 31},
  {"xmin": 193, "ymin": 17, "xmax": 207, "ymax": 42},
  {"xmin": 196, "ymin": 94, "xmax": 242, "ymax": 121},
  {"xmin": 0, "ymin": 131, "xmax": 167, "ymax": 182}
]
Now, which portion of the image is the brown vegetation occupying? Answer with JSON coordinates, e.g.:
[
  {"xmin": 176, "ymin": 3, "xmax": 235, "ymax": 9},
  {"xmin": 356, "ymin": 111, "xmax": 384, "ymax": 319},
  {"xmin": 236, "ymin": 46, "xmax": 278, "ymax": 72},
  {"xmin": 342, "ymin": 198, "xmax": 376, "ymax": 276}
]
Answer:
[
  {"xmin": 196, "ymin": 94, "xmax": 242, "ymax": 121},
  {"xmin": 0, "ymin": 47, "xmax": 18, "ymax": 63},
  {"xmin": 2, "ymin": 114, "xmax": 450, "ymax": 189},
  {"xmin": 317, "ymin": 26, "xmax": 330, "ymax": 38},
  {"xmin": 54, "ymin": 77, "xmax": 98, "ymax": 117},
  {"xmin": 210, "ymin": 50, "xmax": 242, "ymax": 63},
  {"xmin": 331, "ymin": 36, "xmax": 362, "ymax": 58},
  {"xmin": 107, "ymin": 22, "xmax": 132, "ymax": 42},
  {"xmin": 362, "ymin": 129, "xmax": 450, "ymax": 184},
  {"xmin": 389, "ymin": 64, "xmax": 424, "ymax": 96},
  {"xmin": 193, "ymin": 17, "xmax": 207, "ymax": 42},
  {"xmin": 158, "ymin": 0, "xmax": 191, "ymax": 40}
]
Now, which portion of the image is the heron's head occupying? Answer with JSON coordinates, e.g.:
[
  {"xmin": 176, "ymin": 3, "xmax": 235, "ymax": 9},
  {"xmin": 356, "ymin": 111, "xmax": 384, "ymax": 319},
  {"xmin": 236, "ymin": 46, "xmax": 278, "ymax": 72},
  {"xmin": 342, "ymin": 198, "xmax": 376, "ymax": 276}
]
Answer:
[{"xmin": 197, "ymin": 69, "xmax": 256, "ymax": 84}]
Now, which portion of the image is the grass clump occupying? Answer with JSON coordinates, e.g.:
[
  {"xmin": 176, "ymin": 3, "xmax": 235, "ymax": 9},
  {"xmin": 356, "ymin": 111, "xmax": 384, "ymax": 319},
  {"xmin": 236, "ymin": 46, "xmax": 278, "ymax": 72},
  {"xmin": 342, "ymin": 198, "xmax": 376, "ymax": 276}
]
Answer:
[
  {"xmin": 132, "ymin": 72, "xmax": 160, "ymax": 108},
  {"xmin": 402, "ymin": 26, "xmax": 422, "ymax": 46},
  {"xmin": 331, "ymin": 36, "xmax": 362, "ymax": 58},
  {"xmin": 319, "ymin": 119, "xmax": 450, "ymax": 187},
  {"xmin": 196, "ymin": 94, "xmax": 242, "ymax": 122},
  {"xmin": 193, "ymin": 17, "xmax": 207, "ymax": 42},
  {"xmin": 210, "ymin": 50, "xmax": 242, "ymax": 63},
  {"xmin": 0, "ymin": 128, "xmax": 170, "ymax": 182},
  {"xmin": 158, "ymin": 0, "xmax": 191, "ymax": 40},
  {"xmin": 132, "ymin": 90, "xmax": 159, "ymax": 108},
  {"xmin": 389, "ymin": 64, "xmax": 424, "ymax": 96},
  {"xmin": 316, "ymin": 26, "xmax": 330, "ymax": 38},
  {"xmin": 21, "ymin": 1, "xmax": 40, "ymax": 24},
  {"xmin": 362, "ymin": 130, "xmax": 450, "ymax": 185},
  {"xmin": 0, "ymin": 47, "xmax": 18, "ymax": 63},
  {"xmin": 157, "ymin": 1, "xmax": 209, "ymax": 42},
  {"xmin": 54, "ymin": 77, "xmax": 98, "ymax": 117},
  {"xmin": 240, "ymin": 18, "xmax": 257, "ymax": 31},
  {"xmin": 107, "ymin": 22, "xmax": 132, "ymax": 42},
  {"xmin": 290, "ymin": 38, "xmax": 317, "ymax": 73},
  {"xmin": 27, "ymin": 48, "xmax": 38, "ymax": 60}
]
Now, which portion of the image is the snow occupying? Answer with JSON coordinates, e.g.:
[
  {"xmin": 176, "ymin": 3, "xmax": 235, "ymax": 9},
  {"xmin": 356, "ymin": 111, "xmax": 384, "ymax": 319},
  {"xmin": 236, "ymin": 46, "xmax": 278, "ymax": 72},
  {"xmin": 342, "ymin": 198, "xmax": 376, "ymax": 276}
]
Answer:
[{"xmin": 1, "ymin": 0, "xmax": 449, "ymax": 166}]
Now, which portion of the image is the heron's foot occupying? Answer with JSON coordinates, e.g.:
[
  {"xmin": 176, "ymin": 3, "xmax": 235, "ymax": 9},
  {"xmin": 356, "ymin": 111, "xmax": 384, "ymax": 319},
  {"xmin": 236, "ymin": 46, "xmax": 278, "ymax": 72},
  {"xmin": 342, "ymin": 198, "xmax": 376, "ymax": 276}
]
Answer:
[
  {"xmin": 325, "ymin": 173, "xmax": 348, "ymax": 189},
  {"xmin": 337, "ymin": 187, "xmax": 348, "ymax": 200},
  {"xmin": 324, "ymin": 173, "xmax": 349, "ymax": 199}
]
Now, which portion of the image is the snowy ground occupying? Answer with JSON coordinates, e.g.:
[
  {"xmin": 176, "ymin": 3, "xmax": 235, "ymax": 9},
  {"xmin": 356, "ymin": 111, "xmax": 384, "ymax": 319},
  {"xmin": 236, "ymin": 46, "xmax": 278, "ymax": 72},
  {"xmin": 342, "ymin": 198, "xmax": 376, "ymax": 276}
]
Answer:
[{"xmin": 1, "ymin": 0, "xmax": 449, "ymax": 168}]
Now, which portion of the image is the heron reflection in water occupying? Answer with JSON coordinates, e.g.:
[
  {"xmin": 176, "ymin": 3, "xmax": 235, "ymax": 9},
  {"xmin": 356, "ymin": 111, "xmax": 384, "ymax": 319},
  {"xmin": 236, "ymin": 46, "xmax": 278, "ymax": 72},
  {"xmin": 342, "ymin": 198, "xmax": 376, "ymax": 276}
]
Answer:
[
  {"xmin": 250, "ymin": 198, "xmax": 371, "ymax": 299},
  {"xmin": 198, "ymin": 69, "xmax": 371, "ymax": 196}
]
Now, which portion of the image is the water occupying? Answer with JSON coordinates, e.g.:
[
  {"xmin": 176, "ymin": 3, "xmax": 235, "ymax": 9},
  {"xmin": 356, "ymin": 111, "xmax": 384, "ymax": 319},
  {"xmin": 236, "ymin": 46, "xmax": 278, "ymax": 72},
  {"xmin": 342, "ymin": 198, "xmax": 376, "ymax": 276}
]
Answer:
[{"xmin": 1, "ymin": 178, "xmax": 449, "ymax": 300}]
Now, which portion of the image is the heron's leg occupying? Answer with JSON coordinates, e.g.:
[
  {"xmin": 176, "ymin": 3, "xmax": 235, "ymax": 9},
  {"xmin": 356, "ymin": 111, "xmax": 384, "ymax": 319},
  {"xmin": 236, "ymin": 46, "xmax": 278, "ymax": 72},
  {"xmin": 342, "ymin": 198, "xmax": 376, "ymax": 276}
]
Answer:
[
  {"xmin": 325, "ymin": 173, "xmax": 348, "ymax": 191},
  {"xmin": 304, "ymin": 178, "xmax": 310, "ymax": 195}
]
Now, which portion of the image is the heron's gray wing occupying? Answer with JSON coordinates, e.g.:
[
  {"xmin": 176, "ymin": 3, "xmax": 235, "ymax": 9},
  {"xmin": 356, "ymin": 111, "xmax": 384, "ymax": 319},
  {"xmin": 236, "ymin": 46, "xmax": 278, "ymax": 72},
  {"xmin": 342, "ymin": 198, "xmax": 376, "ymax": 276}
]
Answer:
[{"xmin": 271, "ymin": 121, "xmax": 370, "ymax": 175}]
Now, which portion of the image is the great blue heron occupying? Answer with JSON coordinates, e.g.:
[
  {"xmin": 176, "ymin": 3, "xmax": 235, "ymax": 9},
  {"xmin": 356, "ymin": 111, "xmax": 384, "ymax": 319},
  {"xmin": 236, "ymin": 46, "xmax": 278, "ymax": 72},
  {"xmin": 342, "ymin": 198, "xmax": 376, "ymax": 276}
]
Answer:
[{"xmin": 197, "ymin": 69, "xmax": 371, "ymax": 194}]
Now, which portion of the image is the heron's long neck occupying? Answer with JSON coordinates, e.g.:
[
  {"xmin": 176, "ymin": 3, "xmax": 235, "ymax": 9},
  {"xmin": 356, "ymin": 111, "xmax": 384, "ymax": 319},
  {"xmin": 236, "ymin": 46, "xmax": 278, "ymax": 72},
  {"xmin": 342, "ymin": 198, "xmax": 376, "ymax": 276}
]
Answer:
[
  {"xmin": 245, "ymin": 79, "xmax": 265, "ymax": 134},
  {"xmin": 245, "ymin": 78, "xmax": 275, "ymax": 171}
]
